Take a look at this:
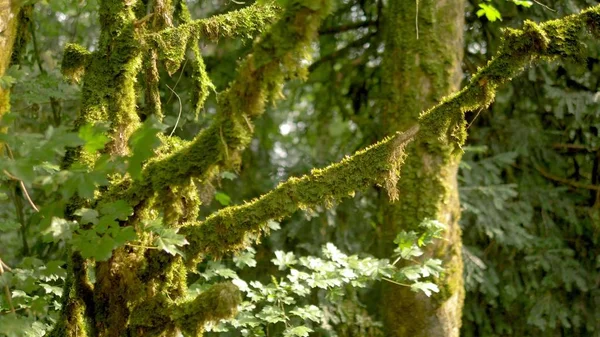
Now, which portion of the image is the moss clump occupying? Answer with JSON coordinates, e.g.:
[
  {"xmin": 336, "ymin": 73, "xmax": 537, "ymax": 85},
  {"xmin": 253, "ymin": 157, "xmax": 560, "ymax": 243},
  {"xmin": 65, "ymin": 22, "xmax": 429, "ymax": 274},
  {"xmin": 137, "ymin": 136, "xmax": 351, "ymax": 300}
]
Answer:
[
  {"xmin": 173, "ymin": 282, "xmax": 241, "ymax": 337},
  {"xmin": 61, "ymin": 43, "xmax": 92, "ymax": 83}
]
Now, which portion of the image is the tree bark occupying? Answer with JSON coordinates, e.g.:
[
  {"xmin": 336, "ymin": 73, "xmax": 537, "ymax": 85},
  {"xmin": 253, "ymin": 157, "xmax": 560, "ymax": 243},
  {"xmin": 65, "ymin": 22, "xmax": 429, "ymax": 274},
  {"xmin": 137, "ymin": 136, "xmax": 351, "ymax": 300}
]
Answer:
[
  {"xmin": 378, "ymin": 0, "xmax": 465, "ymax": 336},
  {"xmin": 0, "ymin": 1, "xmax": 19, "ymax": 120}
]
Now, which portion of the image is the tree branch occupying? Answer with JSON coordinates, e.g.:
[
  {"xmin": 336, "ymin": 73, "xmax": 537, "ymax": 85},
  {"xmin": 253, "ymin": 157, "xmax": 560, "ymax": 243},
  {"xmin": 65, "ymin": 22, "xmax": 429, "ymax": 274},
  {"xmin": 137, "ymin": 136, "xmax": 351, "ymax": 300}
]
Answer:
[
  {"xmin": 147, "ymin": 2, "xmax": 281, "ymax": 44},
  {"xmin": 177, "ymin": 4, "xmax": 600, "ymax": 260},
  {"xmin": 535, "ymin": 164, "xmax": 600, "ymax": 191},
  {"xmin": 419, "ymin": 6, "xmax": 600, "ymax": 147},
  {"xmin": 180, "ymin": 125, "xmax": 419, "ymax": 262},
  {"xmin": 106, "ymin": 0, "xmax": 333, "ymax": 209},
  {"xmin": 171, "ymin": 282, "xmax": 240, "ymax": 336},
  {"xmin": 318, "ymin": 20, "xmax": 376, "ymax": 35}
]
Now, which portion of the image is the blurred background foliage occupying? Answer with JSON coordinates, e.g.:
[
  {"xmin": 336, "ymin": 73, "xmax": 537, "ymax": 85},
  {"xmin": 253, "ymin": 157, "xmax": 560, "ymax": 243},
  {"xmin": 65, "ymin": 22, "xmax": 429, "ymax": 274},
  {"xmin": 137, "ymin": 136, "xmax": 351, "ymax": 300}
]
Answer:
[{"xmin": 1, "ymin": 0, "xmax": 599, "ymax": 336}]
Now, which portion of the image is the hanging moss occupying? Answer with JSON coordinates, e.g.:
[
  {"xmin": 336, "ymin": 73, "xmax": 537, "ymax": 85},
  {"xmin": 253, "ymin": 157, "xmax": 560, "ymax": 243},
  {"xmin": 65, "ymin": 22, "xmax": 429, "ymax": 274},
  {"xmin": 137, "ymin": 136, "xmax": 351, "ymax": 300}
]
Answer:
[{"xmin": 106, "ymin": 0, "xmax": 332, "ymax": 211}]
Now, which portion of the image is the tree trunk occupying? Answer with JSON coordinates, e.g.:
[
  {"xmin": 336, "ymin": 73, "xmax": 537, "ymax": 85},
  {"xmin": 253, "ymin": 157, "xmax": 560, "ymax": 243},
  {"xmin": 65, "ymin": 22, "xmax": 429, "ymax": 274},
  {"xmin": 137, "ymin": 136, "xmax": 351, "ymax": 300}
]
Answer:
[
  {"xmin": 378, "ymin": 0, "xmax": 465, "ymax": 336},
  {"xmin": 0, "ymin": 2, "xmax": 20, "ymax": 120}
]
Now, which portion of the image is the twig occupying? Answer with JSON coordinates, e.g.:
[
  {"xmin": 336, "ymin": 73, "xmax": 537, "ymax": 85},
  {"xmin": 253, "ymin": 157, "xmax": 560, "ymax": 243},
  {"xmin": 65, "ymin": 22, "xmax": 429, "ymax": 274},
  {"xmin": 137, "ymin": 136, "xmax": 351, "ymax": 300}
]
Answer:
[
  {"xmin": 166, "ymin": 58, "xmax": 188, "ymax": 105},
  {"xmin": 3, "ymin": 144, "xmax": 40, "ymax": 212},
  {"xmin": 535, "ymin": 164, "xmax": 600, "ymax": 191},
  {"xmin": 166, "ymin": 84, "xmax": 182, "ymax": 137},
  {"xmin": 309, "ymin": 32, "xmax": 375, "ymax": 72},
  {"xmin": 318, "ymin": 20, "xmax": 375, "ymax": 35},
  {"xmin": 467, "ymin": 107, "xmax": 483, "ymax": 129},
  {"xmin": 134, "ymin": 13, "xmax": 155, "ymax": 28},
  {"xmin": 415, "ymin": 0, "xmax": 419, "ymax": 40},
  {"xmin": 382, "ymin": 277, "xmax": 411, "ymax": 287},
  {"xmin": 0, "ymin": 258, "xmax": 15, "ymax": 314},
  {"xmin": 532, "ymin": 0, "xmax": 556, "ymax": 12}
]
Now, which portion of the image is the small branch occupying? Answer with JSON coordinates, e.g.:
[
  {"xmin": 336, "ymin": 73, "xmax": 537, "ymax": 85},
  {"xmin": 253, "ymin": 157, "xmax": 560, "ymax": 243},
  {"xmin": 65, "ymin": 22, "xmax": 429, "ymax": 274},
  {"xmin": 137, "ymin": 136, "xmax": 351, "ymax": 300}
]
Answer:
[
  {"xmin": 147, "ymin": 3, "xmax": 280, "ymax": 44},
  {"xmin": 3, "ymin": 145, "xmax": 40, "ymax": 212},
  {"xmin": 0, "ymin": 258, "xmax": 15, "ymax": 314},
  {"xmin": 29, "ymin": 18, "xmax": 61, "ymax": 126},
  {"xmin": 309, "ymin": 32, "xmax": 375, "ymax": 72},
  {"xmin": 166, "ymin": 84, "xmax": 182, "ymax": 137},
  {"xmin": 318, "ymin": 20, "xmax": 375, "ymax": 34},
  {"xmin": 535, "ymin": 164, "xmax": 600, "ymax": 191},
  {"xmin": 383, "ymin": 277, "xmax": 411, "ymax": 287},
  {"xmin": 532, "ymin": 0, "xmax": 556, "ymax": 12},
  {"xmin": 552, "ymin": 143, "xmax": 597, "ymax": 152},
  {"xmin": 134, "ymin": 13, "xmax": 154, "ymax": 28}
]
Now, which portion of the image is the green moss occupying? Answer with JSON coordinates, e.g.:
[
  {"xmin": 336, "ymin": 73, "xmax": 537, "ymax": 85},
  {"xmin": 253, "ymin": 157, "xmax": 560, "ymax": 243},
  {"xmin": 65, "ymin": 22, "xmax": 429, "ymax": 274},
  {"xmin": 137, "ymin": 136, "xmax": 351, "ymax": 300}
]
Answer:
[
  {"xmin": 377, "ymin": 0, "xmax": 465, "ymax": 336},
  {"xmin": 61, "ymin": 43, "xmax": 91, "ymax": 83},
  {"xmin": 9, "ymin": 5, "xmax": 32, "ymax": 66},
  {"xmin": 180, "ymin": 127, "xmax": 417, "ymax": 263},
  {"xmin": 173, "ymin": 282, "xmax": 241, "ymax": 337}
]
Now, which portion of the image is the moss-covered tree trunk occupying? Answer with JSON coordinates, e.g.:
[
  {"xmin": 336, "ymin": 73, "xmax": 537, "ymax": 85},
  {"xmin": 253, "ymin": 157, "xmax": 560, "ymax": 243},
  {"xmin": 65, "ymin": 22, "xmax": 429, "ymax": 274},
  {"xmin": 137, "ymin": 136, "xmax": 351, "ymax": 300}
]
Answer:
[
  {"xmin": 0, "ymin": 3, "xmax": 20, "ymax": 120},
  {"xmin": 378, "ymin": 1, "xmax": 465, "ymax": 336}
]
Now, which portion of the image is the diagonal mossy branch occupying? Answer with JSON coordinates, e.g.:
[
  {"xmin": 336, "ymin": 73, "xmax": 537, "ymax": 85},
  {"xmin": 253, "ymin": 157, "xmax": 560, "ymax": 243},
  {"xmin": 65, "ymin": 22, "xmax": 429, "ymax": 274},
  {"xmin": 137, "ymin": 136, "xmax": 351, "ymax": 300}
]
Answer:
[
  {"xmin": 176, "ymin": 4, "xmax": 600, "ymax": 261},
  {"xmin": 418, "ymin": 4, "xmax": 600, "ymax": 148},
  {"xmin": 180, "ymin": 125, "xmax": 419, "ymax": 262}
]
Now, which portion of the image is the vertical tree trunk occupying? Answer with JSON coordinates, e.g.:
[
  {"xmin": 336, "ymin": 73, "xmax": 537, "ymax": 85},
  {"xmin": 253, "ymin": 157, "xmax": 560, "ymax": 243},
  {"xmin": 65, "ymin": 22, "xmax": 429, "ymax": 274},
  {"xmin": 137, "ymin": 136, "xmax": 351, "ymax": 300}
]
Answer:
[
  {"xmin": 0, "ymin": 2, "xmax": 20, "ymax": 120},
  {"xmin": 378, "ymin": 1, "xmax": 465, "ymax": 336}
]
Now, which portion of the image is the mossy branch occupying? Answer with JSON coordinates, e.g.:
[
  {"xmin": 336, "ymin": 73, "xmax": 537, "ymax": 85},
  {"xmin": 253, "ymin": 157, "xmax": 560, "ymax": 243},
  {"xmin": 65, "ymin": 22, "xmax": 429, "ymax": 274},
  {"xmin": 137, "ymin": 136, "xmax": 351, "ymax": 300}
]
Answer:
[
  {"xmin": 108, "ymin": 0, "xmax": 332, "ymax": 208},
  {"xmin": 172, "ymin": 282, "xmax": 241, "ymax": 336},
  {"xmin": 147, "ymin": 2, "xmax": 281, "ymax": 74},
  {"xmin": 148, "ymin": 2, "xmax": 281, "ymax": 43},
  {"xmin": 177, "ymin": 4, "xmax": 600, "ymax": 261},
  {"xmin": 418, "ymin": 4, "xmax": 600, "ymax": 149},
  {"xmin": 180, "ymin": 126, "xmax": 419, "ymax": 262}
]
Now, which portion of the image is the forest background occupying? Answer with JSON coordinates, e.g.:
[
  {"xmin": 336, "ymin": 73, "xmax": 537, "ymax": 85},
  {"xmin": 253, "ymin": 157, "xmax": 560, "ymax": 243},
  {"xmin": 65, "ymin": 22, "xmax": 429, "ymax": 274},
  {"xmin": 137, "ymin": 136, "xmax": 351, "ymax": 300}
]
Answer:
[{"xmin": 0, "ymin": 0, "xmax": 599, "ymax": 336}]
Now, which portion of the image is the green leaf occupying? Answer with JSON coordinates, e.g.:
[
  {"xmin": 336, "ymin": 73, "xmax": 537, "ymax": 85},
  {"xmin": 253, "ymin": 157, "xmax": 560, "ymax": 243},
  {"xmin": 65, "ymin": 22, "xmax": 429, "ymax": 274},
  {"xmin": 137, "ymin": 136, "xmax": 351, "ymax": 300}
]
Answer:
[
  {"xmin": 74, "ymin": 208, "xmax": 99, "ymax": 225},
  {"xmin": 128, "ymin": 116, "xmax": 166, "ymax": 179},
  {"xmin": 109, "ymin": 226, "xmax": 137, "ymax": 246},
  {"xmin": 0, "ymin": 75, "xmax": 17, "ymax": 89},
  {"xmin": 215, "ymin": 191, "xmax": 231, "ymax": 206},
  {"xmin": 256, "ymin": 305, "xmax": 286, "ymax": 324},
  {"xmin": 147, "ymin": 222, "xmax": 189, "ymax": 256},
  {"xmin": 43, "ymin": 217, "xmax": 77, "ymax": 241},
  {"xmin": 267, "ymin": 220, "xmax": 281, "ymax": 230},
  {"xmin": 0, "ymin": 219, "xmax": 21, "ymax": 232},
  {"xmin": 78, "ymin": 123, "xmax": 110, "ymax": 154},
  {"xmin": 511, "ymin": 0, "xmax": 533, "ymax": 7},
  {"xmin": 422, "ymin": 259, "xmax": 444, "ymax": 278},
  {"xmin": 283, "ymin": 326, "xmax": 313, "ymax": 337},
  {"xmin": 476, "ymin": 3, "xmax": 502, "ymax": 22},
  {"xmin": 234, "ymin": 248, "xmax": 257, "ymax": 268},
  {"xmin": 289, "ymin": 305, "xmax": 321, "ymax": 322},
  {"xmin": 95, "ymin": 235, "xmax": 117, "ymax": 261},
  {"xmin": 272, "ymin": 251, "xmax": 297, "ymax": 270},
  {"xmin": 99, "ymin": 200, "xmax": 133, "ymax": 221},
  {"xmin": 410, "ymin": 281, "xmax": 440, "ymax": 297}
]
